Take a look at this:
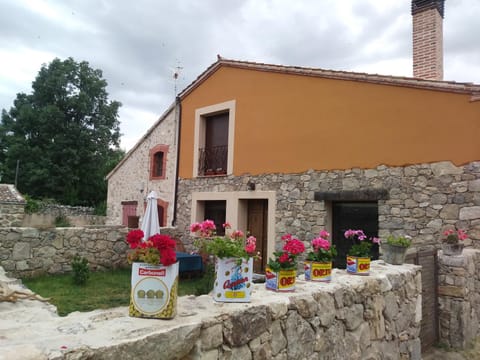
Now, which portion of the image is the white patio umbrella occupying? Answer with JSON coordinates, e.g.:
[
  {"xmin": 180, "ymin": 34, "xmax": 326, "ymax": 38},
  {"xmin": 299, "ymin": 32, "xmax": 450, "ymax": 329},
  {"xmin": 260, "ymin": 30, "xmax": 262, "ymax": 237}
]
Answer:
[{"xmin": 141, "ymin": 191, "xmax": 160, "ymax": 240}]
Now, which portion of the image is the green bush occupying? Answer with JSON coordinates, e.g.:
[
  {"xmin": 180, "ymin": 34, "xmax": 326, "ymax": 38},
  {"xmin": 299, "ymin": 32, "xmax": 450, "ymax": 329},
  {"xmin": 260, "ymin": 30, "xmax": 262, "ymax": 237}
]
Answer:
[
  {"xmin": 55, "ymin": 215, "xmax": 71, "ymax": 227},
  {"xmin": 194, "ymin": 264, "xmax": 215, "ymax": 296},
  {"xmin": 71, "ymin": 256, "xmax": 90, "ymax": 285},
  {"xmin": 24, "ymin": 195, "xmax": 41, "ymax": 213},
  {"xmin": 94, "ymin": 200, "xmax": 107, "ymax": 216}
]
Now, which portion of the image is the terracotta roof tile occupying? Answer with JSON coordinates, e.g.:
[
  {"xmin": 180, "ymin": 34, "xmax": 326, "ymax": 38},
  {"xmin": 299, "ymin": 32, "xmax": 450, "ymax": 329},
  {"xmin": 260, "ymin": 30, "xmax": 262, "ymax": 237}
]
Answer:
[
  {"xmin": 0, "ymin": 184, "xmax": 25, "ymax": 204},
  {"xmin": 179, "ymin": 57, "xmax": 480, "ymax": 99}
]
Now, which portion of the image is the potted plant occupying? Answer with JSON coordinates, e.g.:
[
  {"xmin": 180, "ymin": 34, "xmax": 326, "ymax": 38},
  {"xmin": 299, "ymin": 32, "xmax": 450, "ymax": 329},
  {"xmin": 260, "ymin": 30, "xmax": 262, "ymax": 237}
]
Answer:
[
  {"xmin": 126, "ymin": 229, "xmax": 179, "ymax": 319},
  {"xmin": 191, "ymin": 220, "xmax": 257, "ymax": 302},
  {"xmin": 381, "ymin": 234, "xmax": 412, "ymax": 265},
  {"xmin": 344, "ymin": 229, "xmax": 380, "ymax": 275},
  {"xmin": 266, "ymin": 234, "xmax": 305, "ymax": 292},
  {"xmin": 305, "ymin": 230, "xmax": 337, "ymax": 282},
  {"xmin": 441, "ymin": 228, "xmax": 467, "ymax": 256}
]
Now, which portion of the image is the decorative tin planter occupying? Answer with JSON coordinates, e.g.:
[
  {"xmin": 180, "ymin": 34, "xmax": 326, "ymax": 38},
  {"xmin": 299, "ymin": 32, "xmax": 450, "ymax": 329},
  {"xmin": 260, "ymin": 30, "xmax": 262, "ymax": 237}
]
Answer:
[
  {"xmin": 304, "ymin": 261, "xmax": 332, "ymax": 282},
  {"xmin": 213, "ymin": 257, "xmax": 253, "ymax": 302},
  {"xmin": 442, "ymin": 243, "xmax": 464, "ymax": 256},
  {"xmin": 382, "ymin": 243, "xmax": 408, "ymax": 265},
  {"xmin": 129, "ymin": 262, "xmax": 179, "ymax": 319},
  {"xmin": 346, "ymin": 256, "xmax": 370, "ymax": 275},
  {"xmin": 265, "ymin": 267, "xmax": 297, "ymax": 292}
]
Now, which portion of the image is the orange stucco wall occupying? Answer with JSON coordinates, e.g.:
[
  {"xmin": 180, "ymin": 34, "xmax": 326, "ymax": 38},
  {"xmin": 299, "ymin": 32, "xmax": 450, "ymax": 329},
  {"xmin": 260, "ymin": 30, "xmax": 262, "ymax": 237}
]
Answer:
[{"xmin": 179, "ymin": 66, "xmax": 480, "ymax": 179}]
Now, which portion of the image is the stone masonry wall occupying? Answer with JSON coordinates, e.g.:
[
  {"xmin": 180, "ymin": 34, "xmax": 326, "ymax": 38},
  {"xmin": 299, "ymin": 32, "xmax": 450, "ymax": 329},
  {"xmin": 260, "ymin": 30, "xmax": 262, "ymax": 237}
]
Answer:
[
  {"xmin": 2, "ymin": 262, "xmax": 422, "ymax": 360},
  {"xmin": 0, "ymin": 226, "xmax": 129, "ymax": 278},
  {"xmin": 176, "ymin": 161, "xmax": 480, "ymax": 252},
  {"xmin": 106, "ymin": 106, "xmax": 178, "ymax": 227},
  {"xmin": 438, "ymin": 248, "xmax": 480, "ymax": 349},
  {"xmin": 0, "ymin": 203, "xmax": 25, "ymax": 227}
]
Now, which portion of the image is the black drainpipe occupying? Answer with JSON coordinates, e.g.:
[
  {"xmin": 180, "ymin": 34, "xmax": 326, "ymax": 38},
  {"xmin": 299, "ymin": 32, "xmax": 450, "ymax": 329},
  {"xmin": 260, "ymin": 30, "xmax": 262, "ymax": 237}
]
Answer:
[{"xmin": 172, "ymin": 96, "xmax": 182, "ymax": 227}]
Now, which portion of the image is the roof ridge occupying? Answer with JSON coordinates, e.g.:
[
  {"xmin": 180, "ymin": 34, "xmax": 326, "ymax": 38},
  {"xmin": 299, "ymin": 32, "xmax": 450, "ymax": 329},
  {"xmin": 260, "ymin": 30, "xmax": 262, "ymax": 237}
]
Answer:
[{"xmin": 179, "ymin": 57, "xmax": 480, "ymax": 98}]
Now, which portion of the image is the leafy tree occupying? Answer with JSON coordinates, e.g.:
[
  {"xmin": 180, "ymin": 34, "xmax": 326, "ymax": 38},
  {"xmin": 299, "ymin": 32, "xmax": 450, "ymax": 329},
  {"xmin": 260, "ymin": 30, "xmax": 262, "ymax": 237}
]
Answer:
[{"xmin": 0, "ymin": 57, "xmax": 124, "ymax": 206}]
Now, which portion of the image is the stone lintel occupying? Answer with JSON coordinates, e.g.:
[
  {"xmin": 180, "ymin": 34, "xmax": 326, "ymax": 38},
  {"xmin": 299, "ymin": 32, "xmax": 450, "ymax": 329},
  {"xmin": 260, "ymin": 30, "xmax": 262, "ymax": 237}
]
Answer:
[{"xmin": 314, "ymin": 189, "xmax": 389, "ymax": 202}]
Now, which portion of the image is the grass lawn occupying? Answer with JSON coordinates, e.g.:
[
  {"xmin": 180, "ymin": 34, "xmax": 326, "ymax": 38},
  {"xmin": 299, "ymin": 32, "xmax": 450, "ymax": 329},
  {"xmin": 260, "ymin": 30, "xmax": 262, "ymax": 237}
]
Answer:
[{"xmin": 22, "ymin": 266, "xmax": 213, "ymax": 316}]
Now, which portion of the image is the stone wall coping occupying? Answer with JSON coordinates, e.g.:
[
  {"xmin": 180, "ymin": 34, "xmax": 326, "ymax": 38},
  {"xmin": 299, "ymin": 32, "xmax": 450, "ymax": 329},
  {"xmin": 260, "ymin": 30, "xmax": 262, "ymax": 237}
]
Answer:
[
  {"xmin": 1, "ymin": 261, "xmax": 420, "ymax": 359},
  {"xmin": 439, "ymin": 248, "xmax": 478, "ymax": 266}
]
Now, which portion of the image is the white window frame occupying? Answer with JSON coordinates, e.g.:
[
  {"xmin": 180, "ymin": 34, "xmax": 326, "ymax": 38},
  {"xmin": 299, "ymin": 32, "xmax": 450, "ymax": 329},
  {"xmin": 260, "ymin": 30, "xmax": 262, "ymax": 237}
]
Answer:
[{"xmin": 193, "ymin": 100, "xmax": 236, "ymax": 177}]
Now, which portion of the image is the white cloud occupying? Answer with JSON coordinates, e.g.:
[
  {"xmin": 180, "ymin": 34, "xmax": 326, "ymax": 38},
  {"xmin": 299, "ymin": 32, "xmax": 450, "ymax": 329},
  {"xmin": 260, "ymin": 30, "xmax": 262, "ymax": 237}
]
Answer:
[{"xmin": 1, "ymin": 0, "xmax": 479, "ymax": 152}]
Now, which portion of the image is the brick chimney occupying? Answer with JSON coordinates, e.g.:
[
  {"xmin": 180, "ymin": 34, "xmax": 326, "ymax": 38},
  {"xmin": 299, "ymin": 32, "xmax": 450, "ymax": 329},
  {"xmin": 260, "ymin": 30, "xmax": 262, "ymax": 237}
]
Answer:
[{"xmin": 411, "ymin": 0, "xmax": 445, "ymax": 80}]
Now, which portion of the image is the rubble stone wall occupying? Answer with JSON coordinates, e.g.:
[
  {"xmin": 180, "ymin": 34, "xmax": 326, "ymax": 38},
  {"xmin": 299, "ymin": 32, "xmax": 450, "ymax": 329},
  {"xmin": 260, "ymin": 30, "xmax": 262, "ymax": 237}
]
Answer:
[
  {"xmin": 0, "ymin": 226, "xmax": 129, "ymax": 278},
  {"xmin": 0, "ymin": 203, "xmax": 25, "ymax": 227},
  {"xmin": 176, "ymin": 161, "xmax": 480, "ymax": 252},
  {"xmin": 438, "ymin": 248, "xmax": 480, "ymax": 349},
  {"xmin": 1, "ymin": 262, "xmax": 423, "ymax": 360}
]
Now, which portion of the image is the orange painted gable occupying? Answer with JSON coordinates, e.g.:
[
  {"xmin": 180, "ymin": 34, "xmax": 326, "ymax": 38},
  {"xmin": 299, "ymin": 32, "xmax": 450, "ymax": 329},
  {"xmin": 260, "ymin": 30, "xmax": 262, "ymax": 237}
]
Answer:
[{"xmin": 179, "ymin": 62, "xmax": 480, "ymax": 179}]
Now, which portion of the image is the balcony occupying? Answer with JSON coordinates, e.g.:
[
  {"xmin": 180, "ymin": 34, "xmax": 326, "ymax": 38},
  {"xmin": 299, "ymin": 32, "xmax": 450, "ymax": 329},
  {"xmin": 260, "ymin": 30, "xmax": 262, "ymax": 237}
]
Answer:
[{"xmin": 198, "ymin": 145, "xmax": 227, "ymax": 176}]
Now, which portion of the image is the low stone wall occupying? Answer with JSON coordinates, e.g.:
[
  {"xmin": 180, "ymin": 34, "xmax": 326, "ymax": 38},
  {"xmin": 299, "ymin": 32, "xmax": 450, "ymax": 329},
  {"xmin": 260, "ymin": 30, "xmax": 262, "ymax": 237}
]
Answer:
[
  {"xmin": 21, "ymin": 213, "xmax": 106, "ymax": 227},
  {"xmin": 0, "ymin": 203, "xmax": 25, "ymax": 227},
  {"xmin": 0, "ymin": 226, "xmax": 129, "ymax": 278},
  {"xmin": 1, "ymin": 262, "xmax": 422, "ymax": 359},
  {"xmin": 438, "ymin": 248, "xmax": 480, "ymax": 349}
]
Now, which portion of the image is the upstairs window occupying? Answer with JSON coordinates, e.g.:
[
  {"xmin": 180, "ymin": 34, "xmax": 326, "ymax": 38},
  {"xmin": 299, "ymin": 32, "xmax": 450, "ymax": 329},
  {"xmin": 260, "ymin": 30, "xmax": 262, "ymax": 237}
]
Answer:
[
  {"xmin": 154, "ymin": 152, "xmax": 164, "ymax": 177},
  {"xmin": 193, "ymin": 100, "xmax": 236, "ymax": 177},
  {"xmin": 199, "ymin": 112, "xmax": 228, "ymax": 176},
  {"xmin": 150, "ymin": 144, "xmax": 169, "ymax": 180}
]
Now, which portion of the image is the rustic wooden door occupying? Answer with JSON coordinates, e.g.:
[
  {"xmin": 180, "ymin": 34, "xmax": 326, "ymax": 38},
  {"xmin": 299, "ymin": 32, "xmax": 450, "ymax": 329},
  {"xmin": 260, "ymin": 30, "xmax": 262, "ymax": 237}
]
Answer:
[
  {"xmin": 122, "ymin": 201, "xmax": 138, "ymax": 227},
  {"xmin": 247, "ymin": 199, "xmax": 268, "ymax": 273},
  {"xmin": 405, "ymin": 249, "xmax": 438, "ymax": 353}
]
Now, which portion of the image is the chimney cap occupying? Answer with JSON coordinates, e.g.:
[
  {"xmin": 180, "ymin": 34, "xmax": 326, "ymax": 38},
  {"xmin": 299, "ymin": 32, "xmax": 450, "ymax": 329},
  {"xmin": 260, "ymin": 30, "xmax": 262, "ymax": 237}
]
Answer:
[{"xmin": 411, "ymin": 0, "xmax": 445, "ymax": 18}]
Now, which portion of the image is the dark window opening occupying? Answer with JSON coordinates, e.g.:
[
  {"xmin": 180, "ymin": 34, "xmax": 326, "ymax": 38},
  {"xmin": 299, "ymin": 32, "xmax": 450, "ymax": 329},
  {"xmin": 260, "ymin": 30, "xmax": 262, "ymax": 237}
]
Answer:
[
  {"xmin": 332, "ymin": 202, "xmax": 379, "ymax": 268},
  {"xmin": 204, "ymin": 200, "xmax": 226, "ymax": 236},
  {"xmin": 157, "ymin": 205, "xmax": 165, "ymax": 227},
  {"xmin": 199, "ymin": 112, "xmax": 228, "ymax": 176},
  {"xmin": 153, "ymin": 152, "xmax": 164, "ymax": 177}
]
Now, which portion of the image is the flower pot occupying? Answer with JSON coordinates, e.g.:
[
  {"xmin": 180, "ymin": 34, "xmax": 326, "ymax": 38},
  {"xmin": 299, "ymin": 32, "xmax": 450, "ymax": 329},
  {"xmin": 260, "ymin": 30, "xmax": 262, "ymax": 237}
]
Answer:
[
  {"xmin": 442, "ymin": 243, "xmax": 464, "ymax": 256},
  {"xmin": 346, "ymin": 256, "xmax": 370, "ymax": 275},
  {"xmin": 265, "ymin": 266, "xmax": 297, "ymax": 292},
  {"xmin": 381, "ymin": 243, "xmax": 408, "ymax": 265},
  {"xmin": 129, "ymin": 261, "xmax": 179, "ymax": 319},
  {"xmin": 213, "ymin": 257, "xmax": 253, "ymax": 302},
  {"xmin": 304, "ymin": 261, "xmax": 332, "ymax": 282}
]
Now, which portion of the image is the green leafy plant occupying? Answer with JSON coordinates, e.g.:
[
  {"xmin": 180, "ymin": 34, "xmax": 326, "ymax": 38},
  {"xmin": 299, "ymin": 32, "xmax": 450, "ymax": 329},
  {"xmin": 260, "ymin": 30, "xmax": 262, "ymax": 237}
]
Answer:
[
  {"xmin": 344, "ymin": 229, "xmax": 380, "ymax": 258},
  {"xmin": 94, "ymin": 200, "xmax": 107, "ymax": 216},
  {"xmin": 55, "ymin": 215, "xmax": 71, "ymax": 227},
  {"xmin": 24, "ymin": 195, "xmax": 41, "ymax": 214},
  {"xmin": 71, "ymin": 256, "xmax": 90, "ymax": 285},
  {"xmin": 194, "ymin": 264, "xmax": 215, "ymax": 296},
  {"xmin": 126, "ymin": 229, "xmax": 177, "ymax": 266},
  {"xmin": 190, "ymin": 220, "xmax": 257, "ymax": 261},
  {"xmin": 442, "ymin": 228, "xmax": 467, "ymax": 244},
  {"xmin": 385, "ymin": 234, "xmax": 412, "ymax": 248},
  {"xmin": 267, "ymin": 234, "xmax": 306, "ymax": 272},
  {"xmin": 306, "ymin": 230, "xmax": 337, "ymax": 262}
]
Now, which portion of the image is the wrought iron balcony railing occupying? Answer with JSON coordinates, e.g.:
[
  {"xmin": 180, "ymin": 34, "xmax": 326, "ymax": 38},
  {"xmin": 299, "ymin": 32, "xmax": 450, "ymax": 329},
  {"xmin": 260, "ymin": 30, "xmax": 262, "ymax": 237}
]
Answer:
[{"xmin": 198, "ymin": 145, "xmax": 228, "ymax": 176}]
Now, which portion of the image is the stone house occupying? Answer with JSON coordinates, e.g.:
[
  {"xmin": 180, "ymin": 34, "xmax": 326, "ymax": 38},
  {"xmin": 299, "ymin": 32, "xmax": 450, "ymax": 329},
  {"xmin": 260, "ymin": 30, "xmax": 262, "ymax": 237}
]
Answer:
[
  {"xmin": 107, "ymin": 0, "xmax": 480, "ymax": 272},
  {"xmin": 106, "ymin": 103, "xmax": 179, "ymax": 228},
  {"xmin": 172, "ymin": 1, "xmax": 480, "ymax": 272}
]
